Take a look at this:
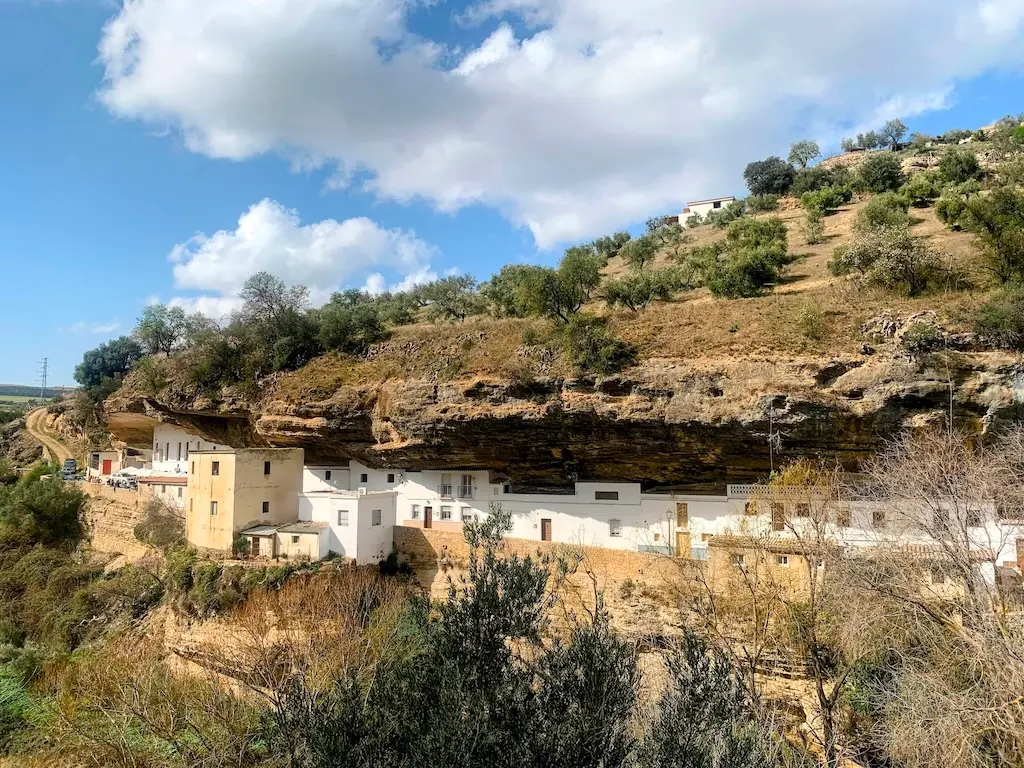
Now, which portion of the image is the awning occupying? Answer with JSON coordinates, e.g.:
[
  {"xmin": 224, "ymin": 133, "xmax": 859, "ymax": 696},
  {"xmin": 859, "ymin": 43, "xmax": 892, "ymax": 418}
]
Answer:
[{"xmin": 239, "ymin": 524, "xmax": 282, "ymax": 537}]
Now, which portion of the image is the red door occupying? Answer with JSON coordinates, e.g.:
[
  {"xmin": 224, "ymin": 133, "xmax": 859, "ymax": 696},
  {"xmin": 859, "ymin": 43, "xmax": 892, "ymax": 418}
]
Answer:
[
  {"xmin": 424, "ymin": 506, "xmax": 433, "ymax": 529},
  {"xmin": 102, "ymin": 459, "xmax": 112, "ymax": 475}
]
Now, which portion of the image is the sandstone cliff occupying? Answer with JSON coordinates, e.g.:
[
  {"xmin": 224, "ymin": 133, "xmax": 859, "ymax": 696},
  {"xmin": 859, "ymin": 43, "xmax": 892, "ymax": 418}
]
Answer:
[{"xmin": 106, "ymin": 335, "xmax": 1024, "ymax": 491}]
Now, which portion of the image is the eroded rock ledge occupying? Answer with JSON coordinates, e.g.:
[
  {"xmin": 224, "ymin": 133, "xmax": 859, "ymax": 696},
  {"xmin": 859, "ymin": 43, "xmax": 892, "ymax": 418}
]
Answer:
[{"xmin": 105, "ymin": 353, "xmax": 1024, "ymax": 492}]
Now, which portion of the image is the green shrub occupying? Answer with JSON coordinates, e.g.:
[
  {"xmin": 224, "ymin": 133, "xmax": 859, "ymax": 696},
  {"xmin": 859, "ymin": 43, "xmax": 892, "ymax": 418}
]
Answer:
[
  {"xmin": 934, "ymin": 181, "xmax": 981, "ymax": 230},
  {"xmin": 725, "ymin": 217, "xmax": 788, "ymax": 250},
  {"xmin": 707, "ymin": 249, "xmax": 784, "ymax": 298},
  {"xmin": 900, "ymin": 172, "xmax": 943, "ymax": 207},
  {"xmin": 603, "ymin": 268, "xmax": 684, "ymax": 312},
  {"xmin": 745, "ymin": 194, "xmax": 779, "ymax": 213},
  {"xmin": 133, "ymin": 500, "xmax": 185, "ymax": 551},
  {"xmin": 938, "ymin": 149, "xmax": 983, "ymax": 184},
  {"xmin": 684, "ymin": 213, "xmax": 704, "ymax": 227},
  {"xmin": 956, "ymin": 185, "xmax": 1024, "ymax": 283},
  {"xmin": 857, "ymin": 153, "xmax": 906, "ymax": 193},
  {"xmin": 791, "ymin": 166, "xmax": 837, "ymax": 196},
  {"xmin": 803, "ymin": 209, "xmax": 825, "ymax": 245},
  {"xmin": 796, "ymin": 302, "xmax": 827, "ymax": 340},
  {"xmin": 705, "ymin": 200, "xmax": 746, "ymax": 229},
  {"xmin": 854, "ymin": 192, "xmax": 911, "ymax": 233},
  {"xmin": 801, "ymin": 185, "xmax": 852, "ymax": 215},
  {"xmin": 829, "ymin": 225, "xmax": 946, "ymax": 296},
  {"xmin": 560, "ymin": 315, "xmax": 637, "ymax": 375},
  {"xmin": 900, "ymin": 322, "xmax": 944, "ymax": 354},
  {"xmin": 972, "ymin": 289, "xmax": 1024, "ymax": 349}
]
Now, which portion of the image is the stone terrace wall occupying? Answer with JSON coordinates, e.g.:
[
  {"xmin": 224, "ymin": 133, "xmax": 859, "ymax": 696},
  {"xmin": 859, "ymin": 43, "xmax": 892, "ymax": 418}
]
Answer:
[
  {"xmin": 393, "ymin": 527, "xmax": 697, "ymax": 638},
  {"xmin": 81, "ymin": 483, "xmax": 153, "ymax": 561}
]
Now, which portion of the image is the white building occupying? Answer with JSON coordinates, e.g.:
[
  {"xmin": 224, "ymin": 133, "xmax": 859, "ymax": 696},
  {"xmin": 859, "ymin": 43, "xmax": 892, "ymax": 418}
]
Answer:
[
  {"xmin": 680, "ymin": 196, "xmax": 737, "ymax": 226},
  {"xmin": 152, "ymin": 423, "xmax": 223, "ymax": 476}
]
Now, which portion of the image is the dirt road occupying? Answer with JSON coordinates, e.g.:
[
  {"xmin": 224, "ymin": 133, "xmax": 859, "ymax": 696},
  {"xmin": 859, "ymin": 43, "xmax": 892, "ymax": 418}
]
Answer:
[{"xmin": 24, "ymin": 407, "xmax": 74, "ymax": 464}]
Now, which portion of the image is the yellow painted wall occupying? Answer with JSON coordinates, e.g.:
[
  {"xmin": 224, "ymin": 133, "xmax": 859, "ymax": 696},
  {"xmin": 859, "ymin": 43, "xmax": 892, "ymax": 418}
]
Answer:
[
  {"xmin": 185, "ymin": 448, "xmax": 304, "ymax": 553},
  {"xmin": 186, "ymin": 452, "xmax": 238, "ymax": 551},
  {"xmin": 233, "ymin": 449, "xmax": 303, "ymax": 532}
]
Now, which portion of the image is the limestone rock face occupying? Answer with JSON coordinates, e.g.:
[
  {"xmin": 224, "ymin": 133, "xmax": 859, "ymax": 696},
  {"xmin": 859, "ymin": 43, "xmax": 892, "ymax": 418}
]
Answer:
[{"xmin": 105, "ymin": 351, "xmax": 1024, "ymax": 491}]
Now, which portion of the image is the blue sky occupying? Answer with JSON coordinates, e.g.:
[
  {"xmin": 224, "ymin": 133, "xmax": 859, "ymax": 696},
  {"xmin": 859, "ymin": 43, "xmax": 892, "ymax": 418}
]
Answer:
[{"xmin": 1, "ymin": 0, "xmax": 1024, "ymax": 386}]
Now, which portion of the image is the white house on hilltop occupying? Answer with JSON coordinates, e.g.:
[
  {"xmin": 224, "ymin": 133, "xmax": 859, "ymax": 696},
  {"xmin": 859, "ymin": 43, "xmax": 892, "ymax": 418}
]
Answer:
[{"xmin": 679, "ymin": 196, "xmax": 737, "ymax": 226}]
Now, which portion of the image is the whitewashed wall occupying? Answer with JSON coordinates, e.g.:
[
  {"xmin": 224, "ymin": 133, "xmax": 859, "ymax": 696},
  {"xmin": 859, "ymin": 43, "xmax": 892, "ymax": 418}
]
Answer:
[{"xmin": 152, "ymin": 424, "xmax": 221, "ymax": 475}]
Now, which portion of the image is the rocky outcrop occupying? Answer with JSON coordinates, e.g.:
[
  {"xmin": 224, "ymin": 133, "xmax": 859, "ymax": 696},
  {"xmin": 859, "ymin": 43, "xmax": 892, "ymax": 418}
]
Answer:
[
  {"xmin": 0, "ymin": 418, "xmax": 43, "ymax": 466},
  {"xmin": 105, "ymin": 345, "xmax": 1024, "ymax": 491}
]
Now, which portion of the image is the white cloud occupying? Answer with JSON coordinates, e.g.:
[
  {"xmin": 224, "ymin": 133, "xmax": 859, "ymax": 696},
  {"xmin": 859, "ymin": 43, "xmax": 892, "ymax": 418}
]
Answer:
[
  {"xmin": 98, "ymin": 0, "xmax": 1024, "ymax": 247},
  {"xmin": 165, "ymin": 199, "xmax": 437, "ymax": 315},
  {"xmin": 67, "ymin": 321, "xmax": 121, "ymax": 335}
]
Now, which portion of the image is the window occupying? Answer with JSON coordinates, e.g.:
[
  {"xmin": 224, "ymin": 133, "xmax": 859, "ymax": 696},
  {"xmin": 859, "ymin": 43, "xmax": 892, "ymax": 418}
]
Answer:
[
  {"xmin": 794, "ymin": 503, "xmax": 810, "ymax": 518},
  {"xmin": 744, "ymin": 501, "xmax": 756, "ymax": 516},
  {"xmin": 291, "ymin": 535, "xmax": 300, "ymax": 544},
  {"xmin": 503, "ymin": 484, "xmax": 511, "ymax": 494},
  {"xmin": 676, "ymin": 502, "xmax": 689, "ymax": 528},
  {"xmin": 165, "ymin": 443, "xmax": 170, "ymax": 462},
  {"xmin": 262, "ymin": 501, "xmax": 270, "ymax": 515},
  {"xmin": 930, "ymin": 565, "xmax": 947, "ymax": 585},
  {"xmin": 461, "ymin": 507, "xmax": 473, "ymax": 521},
  {"xmin": 609, "ymin": 519, "xmax": 622, "ymax": 537},
  {"xmin": 372, "ymin": 509, "xmax": 382, "ymax": 526},
  {"xmin": 730, "ymin": 554, "xmax": 745, "ymax": 568},
  {"xmin": 325, "ymin": 470, "xmax": 332, "ymax": 481},
  {"xmin": 210, "ymin": 501, "xmax": 218, "ymax": 516},
  {"xmin": 211, "ymin": 461, "xmax": 220, "ymax": 476},
  {"xmin": 191, "ymin": 461, "xmax": 195, "ymax": 474},
  {"xmin": 411, "ymin": 504, "xmax": 420, "ymax": 519},
  {"xmin": 184, "ymin": 443, "xmax": 189, "ymax": 459},
  {"xmin": 836, "ymin": 506, "xmax": 852, "ymax": 527},
  {"xmin": 177, "ymin": 442, "xmax": 182, "ymax": 461},
  {"xmin": 713, "ymin": 200, "xmax": 722, "ymax": 209},
  {"xmin": 440, "ymin": 474, "xmax": 453, "ymax": 498},
  {"xmin": 872, "ymin": 508, "xmax": 886, "ymax": 528},
  {"xmin": 387, "ymin": 473, "xmax": 395, "ymax": 483},
  {"xmin": 459, "ymin": 474, "xmax": 474, "ymax": 498},
  {"xmin": 595, "ymin": 490, "xmax": 619, "ymax": 501},
  {"xmin": 440, "ymin": 506, "xmax": 453, "ymax": 520},
  {"xmin": 177, "ymin": 487, "xmax": 183, "ymax": 498},
  {"xmin": 360, "ymin": 473, "xmax": 368, "ymax": 483},
  {"xmin": 161, "ymin": 485, "xmax": 167, "ymax": 494},
  {"xmin": 776, "ymin": 555, "xmax": 790, "ymax": 567},
  {"xmin": 264, "ymin": 461, "xmax": 271, "ymax": 476},
  {"xmin": 771, "ymin": 503, "xmax": 785, "ymax": 532},
  {"xmin": 338, "ymin": 510, "xmax": 349, "ymax": 526},
  {"xmin": 966, "ymin": 508, "xmax": 982, "ymax": 527}
]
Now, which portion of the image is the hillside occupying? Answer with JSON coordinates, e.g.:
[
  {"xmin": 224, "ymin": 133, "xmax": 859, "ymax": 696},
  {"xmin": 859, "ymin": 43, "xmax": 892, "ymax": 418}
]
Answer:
[{"xmin": 105, "ymin": 124, "xmax": 1024, "ymax": 489}]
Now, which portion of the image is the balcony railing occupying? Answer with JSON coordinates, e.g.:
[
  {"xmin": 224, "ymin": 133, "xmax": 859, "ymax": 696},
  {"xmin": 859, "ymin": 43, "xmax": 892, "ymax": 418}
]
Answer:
[{"xmin": 438, "ymin": 485, "xmax": 477, "ymax": 499}]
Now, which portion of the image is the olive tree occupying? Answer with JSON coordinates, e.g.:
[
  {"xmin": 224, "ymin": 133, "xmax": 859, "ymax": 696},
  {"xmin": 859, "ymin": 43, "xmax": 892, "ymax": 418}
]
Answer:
[{"xmin": 788, "ymin": 139, "xmax": 821, "ymax": 168}]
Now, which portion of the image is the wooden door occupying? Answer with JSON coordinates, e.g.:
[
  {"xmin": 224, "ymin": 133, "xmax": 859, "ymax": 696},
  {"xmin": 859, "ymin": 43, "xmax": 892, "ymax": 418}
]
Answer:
[
  {"xmin": 541, "ymin": 518, "xmax": 552, "ymax": 542},
  {"xmin": 676, "ymin": 531, "xmax": 687, "ymax": 557},
  {"xmin": 424, "ymin": 506, "xmax": 433, "ymax": 529},
  {"xmin": 251, "ymin": 537, "xmax": 260, "ymax": 557},
  {"xmin": 102, "ymin": 459, "xmax": 112, "ymax": 475},
  {"xmin": 676, "ymin": 502, "xmax": 688, "ymax": 528}
]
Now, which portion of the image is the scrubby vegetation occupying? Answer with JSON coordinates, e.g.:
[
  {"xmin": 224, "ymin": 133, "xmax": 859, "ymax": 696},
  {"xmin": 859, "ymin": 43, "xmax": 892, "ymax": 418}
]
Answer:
[{"xmin": 66, "ymin": 114, "xmax": 1024, "ymax": 406}]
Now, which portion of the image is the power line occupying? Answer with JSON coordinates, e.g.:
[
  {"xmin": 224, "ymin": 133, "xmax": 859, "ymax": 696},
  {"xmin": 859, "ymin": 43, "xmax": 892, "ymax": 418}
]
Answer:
[{"xmin": 36, "ymin": 358, "xmax": 48, "ymax": 398}]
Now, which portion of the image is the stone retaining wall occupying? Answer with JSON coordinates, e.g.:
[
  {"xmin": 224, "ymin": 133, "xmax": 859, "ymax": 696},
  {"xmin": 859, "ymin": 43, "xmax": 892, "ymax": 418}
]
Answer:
[{"xmin": 393, "ymin": 527, "xmax": 696, "ymax": 637}]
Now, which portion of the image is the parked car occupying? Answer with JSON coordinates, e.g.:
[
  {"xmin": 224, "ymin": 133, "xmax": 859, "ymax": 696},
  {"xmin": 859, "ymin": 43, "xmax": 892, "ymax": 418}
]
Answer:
[{"xmin": 62, "ymin": 458, "xmax": 78, "ymax": 481}]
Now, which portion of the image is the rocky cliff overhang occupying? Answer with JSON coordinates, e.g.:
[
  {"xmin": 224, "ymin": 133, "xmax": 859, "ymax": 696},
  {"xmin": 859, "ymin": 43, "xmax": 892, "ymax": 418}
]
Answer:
[{"xmin": 105, "ymin": 353, "xmax": 1024, "ymax": 492}]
